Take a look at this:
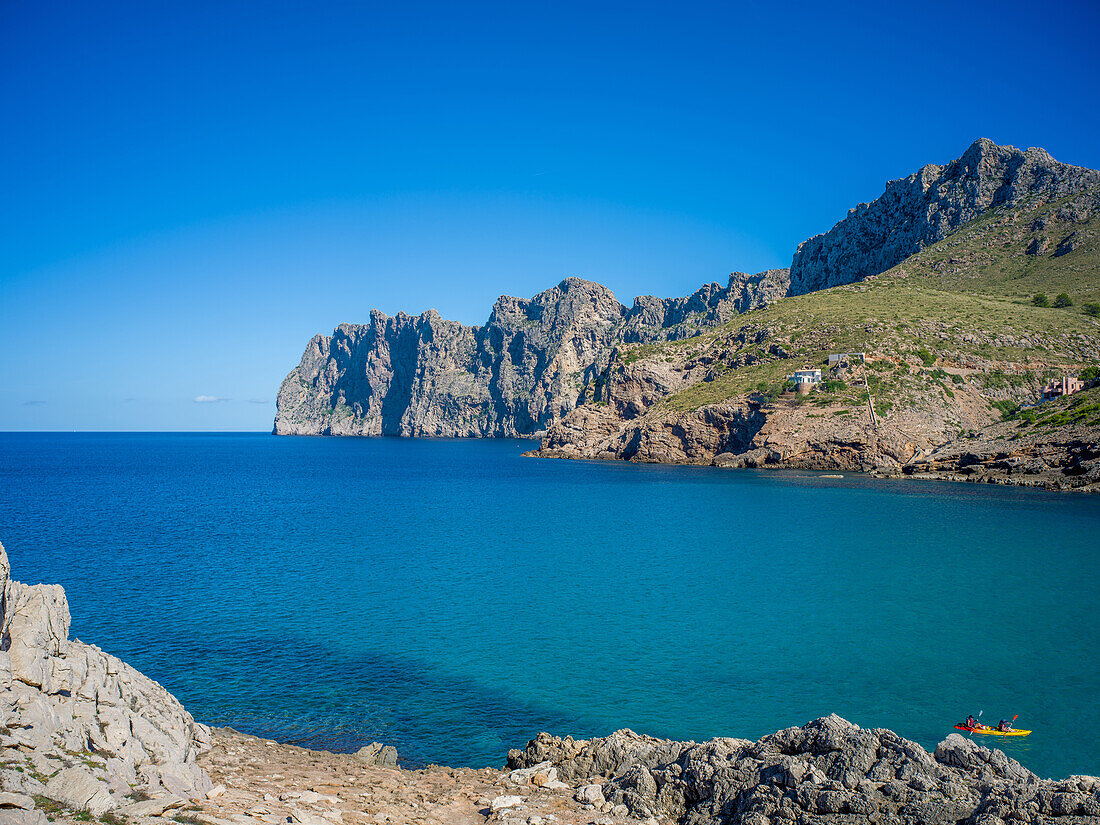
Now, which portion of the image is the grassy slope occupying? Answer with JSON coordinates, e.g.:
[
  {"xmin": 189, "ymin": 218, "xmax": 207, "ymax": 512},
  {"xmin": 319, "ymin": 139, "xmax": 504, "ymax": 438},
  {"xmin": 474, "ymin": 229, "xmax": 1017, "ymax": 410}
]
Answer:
[{"xmin": 603, "ymin": 186, "xmax": 1100, "ymax": 420}]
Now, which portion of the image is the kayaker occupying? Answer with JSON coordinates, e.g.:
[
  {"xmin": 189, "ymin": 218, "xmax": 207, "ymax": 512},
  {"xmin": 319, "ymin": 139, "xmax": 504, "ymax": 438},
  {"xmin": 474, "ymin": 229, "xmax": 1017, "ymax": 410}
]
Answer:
[
  {"xmin": 966, "ymin": 715, "xmax": 980, "ymax": 729},
  {"xmin": 998, "ymin": 719, "xmax": 1013, "ymax": 731}
]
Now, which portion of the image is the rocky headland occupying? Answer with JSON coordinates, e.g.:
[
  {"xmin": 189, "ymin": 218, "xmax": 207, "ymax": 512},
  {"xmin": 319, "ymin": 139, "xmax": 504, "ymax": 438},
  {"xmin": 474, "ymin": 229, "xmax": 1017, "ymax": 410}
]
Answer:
[
  {"xmin": 4, "ymin": 542, "xmax": 1100, "ymax": 825},
  {"xmin": 273, "ymin": 269, "xmax": 790, "ymax": 439},
  {"xmin": 273, "ymin": 139, "xmax": 1100, "ymax": 492}
]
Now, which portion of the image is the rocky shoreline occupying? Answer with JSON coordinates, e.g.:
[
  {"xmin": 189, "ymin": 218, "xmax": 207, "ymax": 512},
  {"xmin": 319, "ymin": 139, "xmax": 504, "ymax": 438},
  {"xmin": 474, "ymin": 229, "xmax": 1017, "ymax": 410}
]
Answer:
[{"xmin": 529, "ymin": 381, "xmax": 1100, "ymax": 494}]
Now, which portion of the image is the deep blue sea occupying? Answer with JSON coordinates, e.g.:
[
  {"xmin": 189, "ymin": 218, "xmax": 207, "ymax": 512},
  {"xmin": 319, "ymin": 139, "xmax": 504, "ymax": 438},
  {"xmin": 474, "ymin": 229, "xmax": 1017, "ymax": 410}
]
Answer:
[{"xmin": 1, "ymin": 433, "xmax": 1098, "ymax": 779}]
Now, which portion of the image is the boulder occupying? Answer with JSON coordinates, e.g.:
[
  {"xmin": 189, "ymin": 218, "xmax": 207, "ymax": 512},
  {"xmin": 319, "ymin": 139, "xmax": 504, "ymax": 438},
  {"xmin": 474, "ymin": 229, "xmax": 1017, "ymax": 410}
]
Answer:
[
  {"xmin": 490, "ymin": 794, "xmax": 522, "ymax": 811},
  {"xmin": 0, "ymin": 792, "xmax": 35, "ymax": 810},
  {"xmin": 43, "ymin": 767, "xmax": 116, "ymax": 816},
  {"xmin": 115, "ymin": 795, "xmax": 187, "ymax": 817},
  {"xmin": 353, "ymin": 742, "xmax": 398, "ymax": 768},
  {"xmin": 574, "ymin": 783, "xmax": 605, "ymax": 806}
]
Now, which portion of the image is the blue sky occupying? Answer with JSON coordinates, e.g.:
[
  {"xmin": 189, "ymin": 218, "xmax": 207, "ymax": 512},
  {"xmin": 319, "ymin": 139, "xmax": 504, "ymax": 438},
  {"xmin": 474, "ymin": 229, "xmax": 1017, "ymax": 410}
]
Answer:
[{"xmin": 2, "ymin": 0, "xmax": 1098, "ymax": 431}]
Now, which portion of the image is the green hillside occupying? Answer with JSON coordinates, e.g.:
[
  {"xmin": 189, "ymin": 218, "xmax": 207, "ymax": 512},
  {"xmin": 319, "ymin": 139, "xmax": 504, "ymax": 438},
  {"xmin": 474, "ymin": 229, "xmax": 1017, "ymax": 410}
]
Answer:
[
  {"xmin": 601, "ymin": 186, "xmax": 1100, "ymax": 419},
  {"xmin": 894, "ymin": 188, "xmax": 1100, "ymax": 303}
]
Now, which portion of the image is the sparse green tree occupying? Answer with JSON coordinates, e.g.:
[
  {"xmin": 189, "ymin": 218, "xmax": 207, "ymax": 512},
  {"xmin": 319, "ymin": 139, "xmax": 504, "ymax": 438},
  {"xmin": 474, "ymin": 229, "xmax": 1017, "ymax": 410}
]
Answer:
[
  {"xmin": 1084, "ymin": 302, "xmax": 1100, "ymax": 318},
  {"xmin": 1054, "ymin": 293, "xmax": 1073, "ymax": 308},
  {"xmin": 1032, "ymin": 293, "xmax": 1050, "ymax": 307}
]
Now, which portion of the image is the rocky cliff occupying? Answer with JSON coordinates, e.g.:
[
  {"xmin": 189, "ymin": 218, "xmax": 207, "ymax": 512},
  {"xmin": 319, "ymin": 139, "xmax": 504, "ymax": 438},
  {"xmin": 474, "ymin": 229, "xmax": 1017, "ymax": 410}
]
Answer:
[
  {"xmin": 0, "ymin": 542, "xmax": 213, "ymax": 823},
  {"xmin": 274, "ymin": 272, "xmax": 787, "ymax": 437},
  {"xmin": 788, "ymin": 138, "xmax": 1100, "ymax": 295}
]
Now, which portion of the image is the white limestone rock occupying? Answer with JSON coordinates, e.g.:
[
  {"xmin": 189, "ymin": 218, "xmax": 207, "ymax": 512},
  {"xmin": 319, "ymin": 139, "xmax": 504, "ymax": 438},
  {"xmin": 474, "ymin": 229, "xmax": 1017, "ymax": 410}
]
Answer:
[
  {"xmin": 0, "ymin": 791, "xmax": 36, "ymax": 809},
  {"xmin": 2, "ymin": 812, "xmax": 49, "ymax": 825},
  {"xmin": 0, "ymin": 540, "xmax": 213, "ymax": 805},
  {"xmin": 0, "ymin": 769, "xmax": 46, "ymax": 797},
  {"xmin": 43, "ymin": 767, "xmax": 116, "ymax": 816},
  {"xmin": 116, "ymin": 795, "xmax": 187, "ymax": 817},
  {"xmin": 490, "ymin": 794, "xmax": 523, "ymax": 811},
  {"xmin": 504, "ymin": 761, "xmax": 557, "ymax": 786},
  {"xmin": 573, "ymin": 784, "xmax": 605, "ymax": 806}
]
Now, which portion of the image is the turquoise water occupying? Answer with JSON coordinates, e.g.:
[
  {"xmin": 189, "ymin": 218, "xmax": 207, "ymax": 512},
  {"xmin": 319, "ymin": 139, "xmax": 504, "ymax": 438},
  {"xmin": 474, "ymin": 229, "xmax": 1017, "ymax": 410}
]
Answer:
[{"xmin": 0, "ymin": 433, "xmax": 1097, "ymax": 779}]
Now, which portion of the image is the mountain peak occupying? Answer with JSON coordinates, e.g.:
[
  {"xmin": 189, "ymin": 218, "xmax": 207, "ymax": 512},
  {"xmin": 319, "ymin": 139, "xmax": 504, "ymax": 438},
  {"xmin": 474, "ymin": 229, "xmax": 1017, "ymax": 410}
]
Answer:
[{"xmin": 789, "ymin": 139, "xmax": 1099, "ymax": 295}]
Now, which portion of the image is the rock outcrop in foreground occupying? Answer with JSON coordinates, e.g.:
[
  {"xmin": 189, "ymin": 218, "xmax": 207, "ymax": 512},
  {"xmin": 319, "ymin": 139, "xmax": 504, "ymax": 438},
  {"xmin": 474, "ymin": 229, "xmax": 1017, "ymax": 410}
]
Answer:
[
  {"xmin": 186, "ymin": 720, "xmax": 1100, "ymax": 825},
  {"xmin": 508, "ymin": 716, "xmax": 1100, "ymax": 824},
  {"xmin": 0, "ymin": 542, "xmax": 212, "ymax": 823}
]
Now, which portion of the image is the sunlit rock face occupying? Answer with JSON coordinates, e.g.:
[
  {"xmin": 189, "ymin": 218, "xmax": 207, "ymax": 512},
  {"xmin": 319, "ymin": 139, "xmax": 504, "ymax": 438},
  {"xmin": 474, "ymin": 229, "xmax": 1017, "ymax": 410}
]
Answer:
[
  {"xmin": 274, "ymin": 272, "xmax": 787, "ymax": 437},
  {"xmin": 788, "ymin": 138, "xmax": 1100, "ymax": 295}
]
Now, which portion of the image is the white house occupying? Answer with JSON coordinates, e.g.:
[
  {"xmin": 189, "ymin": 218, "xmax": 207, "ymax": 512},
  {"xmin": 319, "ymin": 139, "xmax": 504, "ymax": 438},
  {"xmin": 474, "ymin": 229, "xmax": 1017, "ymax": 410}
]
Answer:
[{"xmin": 791, "ymin": 368, "xmax": 822, "ymax": 385}]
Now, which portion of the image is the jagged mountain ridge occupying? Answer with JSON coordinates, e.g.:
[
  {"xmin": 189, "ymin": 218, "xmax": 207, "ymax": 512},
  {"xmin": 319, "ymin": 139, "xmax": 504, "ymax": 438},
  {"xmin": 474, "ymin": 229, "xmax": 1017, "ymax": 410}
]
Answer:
[
  {"xmin": 275, "ymin": 139, "xmax": 1100, "ymax": 443},
  {"xmin": 789, "ymin": 138, "xmax": 1100, "ymax": 295},
  {"xmin": 274, "ymin": 270, "xmax": 786, "ymax": 437}
]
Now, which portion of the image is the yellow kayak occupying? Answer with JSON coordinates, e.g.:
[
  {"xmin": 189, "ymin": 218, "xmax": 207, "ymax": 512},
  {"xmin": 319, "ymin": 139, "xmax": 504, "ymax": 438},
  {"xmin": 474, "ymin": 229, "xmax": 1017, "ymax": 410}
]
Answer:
[{"xmin": 955, "ymin": 724, "xmax": 1031, "ymax": 737}]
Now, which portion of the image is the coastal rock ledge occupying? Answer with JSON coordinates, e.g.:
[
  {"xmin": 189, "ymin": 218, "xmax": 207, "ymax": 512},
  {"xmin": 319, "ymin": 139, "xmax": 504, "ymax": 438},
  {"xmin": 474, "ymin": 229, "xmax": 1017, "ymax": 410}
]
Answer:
[
  {"xmin": 507, "ymin": 719, "xmax": 1100, "ymax": 825},
  {"xmin": 0, "ymin": 542, "xmax": 212, "ymax": 823}
]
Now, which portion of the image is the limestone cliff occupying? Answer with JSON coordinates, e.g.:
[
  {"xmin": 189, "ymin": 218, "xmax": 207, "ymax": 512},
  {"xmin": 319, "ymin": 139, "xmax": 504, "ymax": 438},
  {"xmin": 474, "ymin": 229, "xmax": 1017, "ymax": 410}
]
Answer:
[
  {"xmin": 789, "ymin": 138, "xmax": 1100, "ymax": 295},
  {"xmin": 274, "ymin": 272, "xmax": 787, "ymax": 437}
]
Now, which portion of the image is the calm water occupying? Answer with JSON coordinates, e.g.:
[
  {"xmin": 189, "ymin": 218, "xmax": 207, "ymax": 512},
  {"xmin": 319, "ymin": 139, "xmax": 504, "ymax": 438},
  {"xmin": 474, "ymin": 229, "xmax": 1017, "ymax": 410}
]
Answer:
[{"xmin": 0, "ymin": 433, "xmax": 1097, "ymax": 779}]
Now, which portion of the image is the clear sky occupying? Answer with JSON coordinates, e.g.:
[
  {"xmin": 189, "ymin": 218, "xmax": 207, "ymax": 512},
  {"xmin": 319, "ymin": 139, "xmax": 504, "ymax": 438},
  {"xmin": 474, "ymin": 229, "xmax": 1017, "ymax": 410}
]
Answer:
[{"xmin": 2, "ymin": 0, "xmax": 1098, "ymax": 431}]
